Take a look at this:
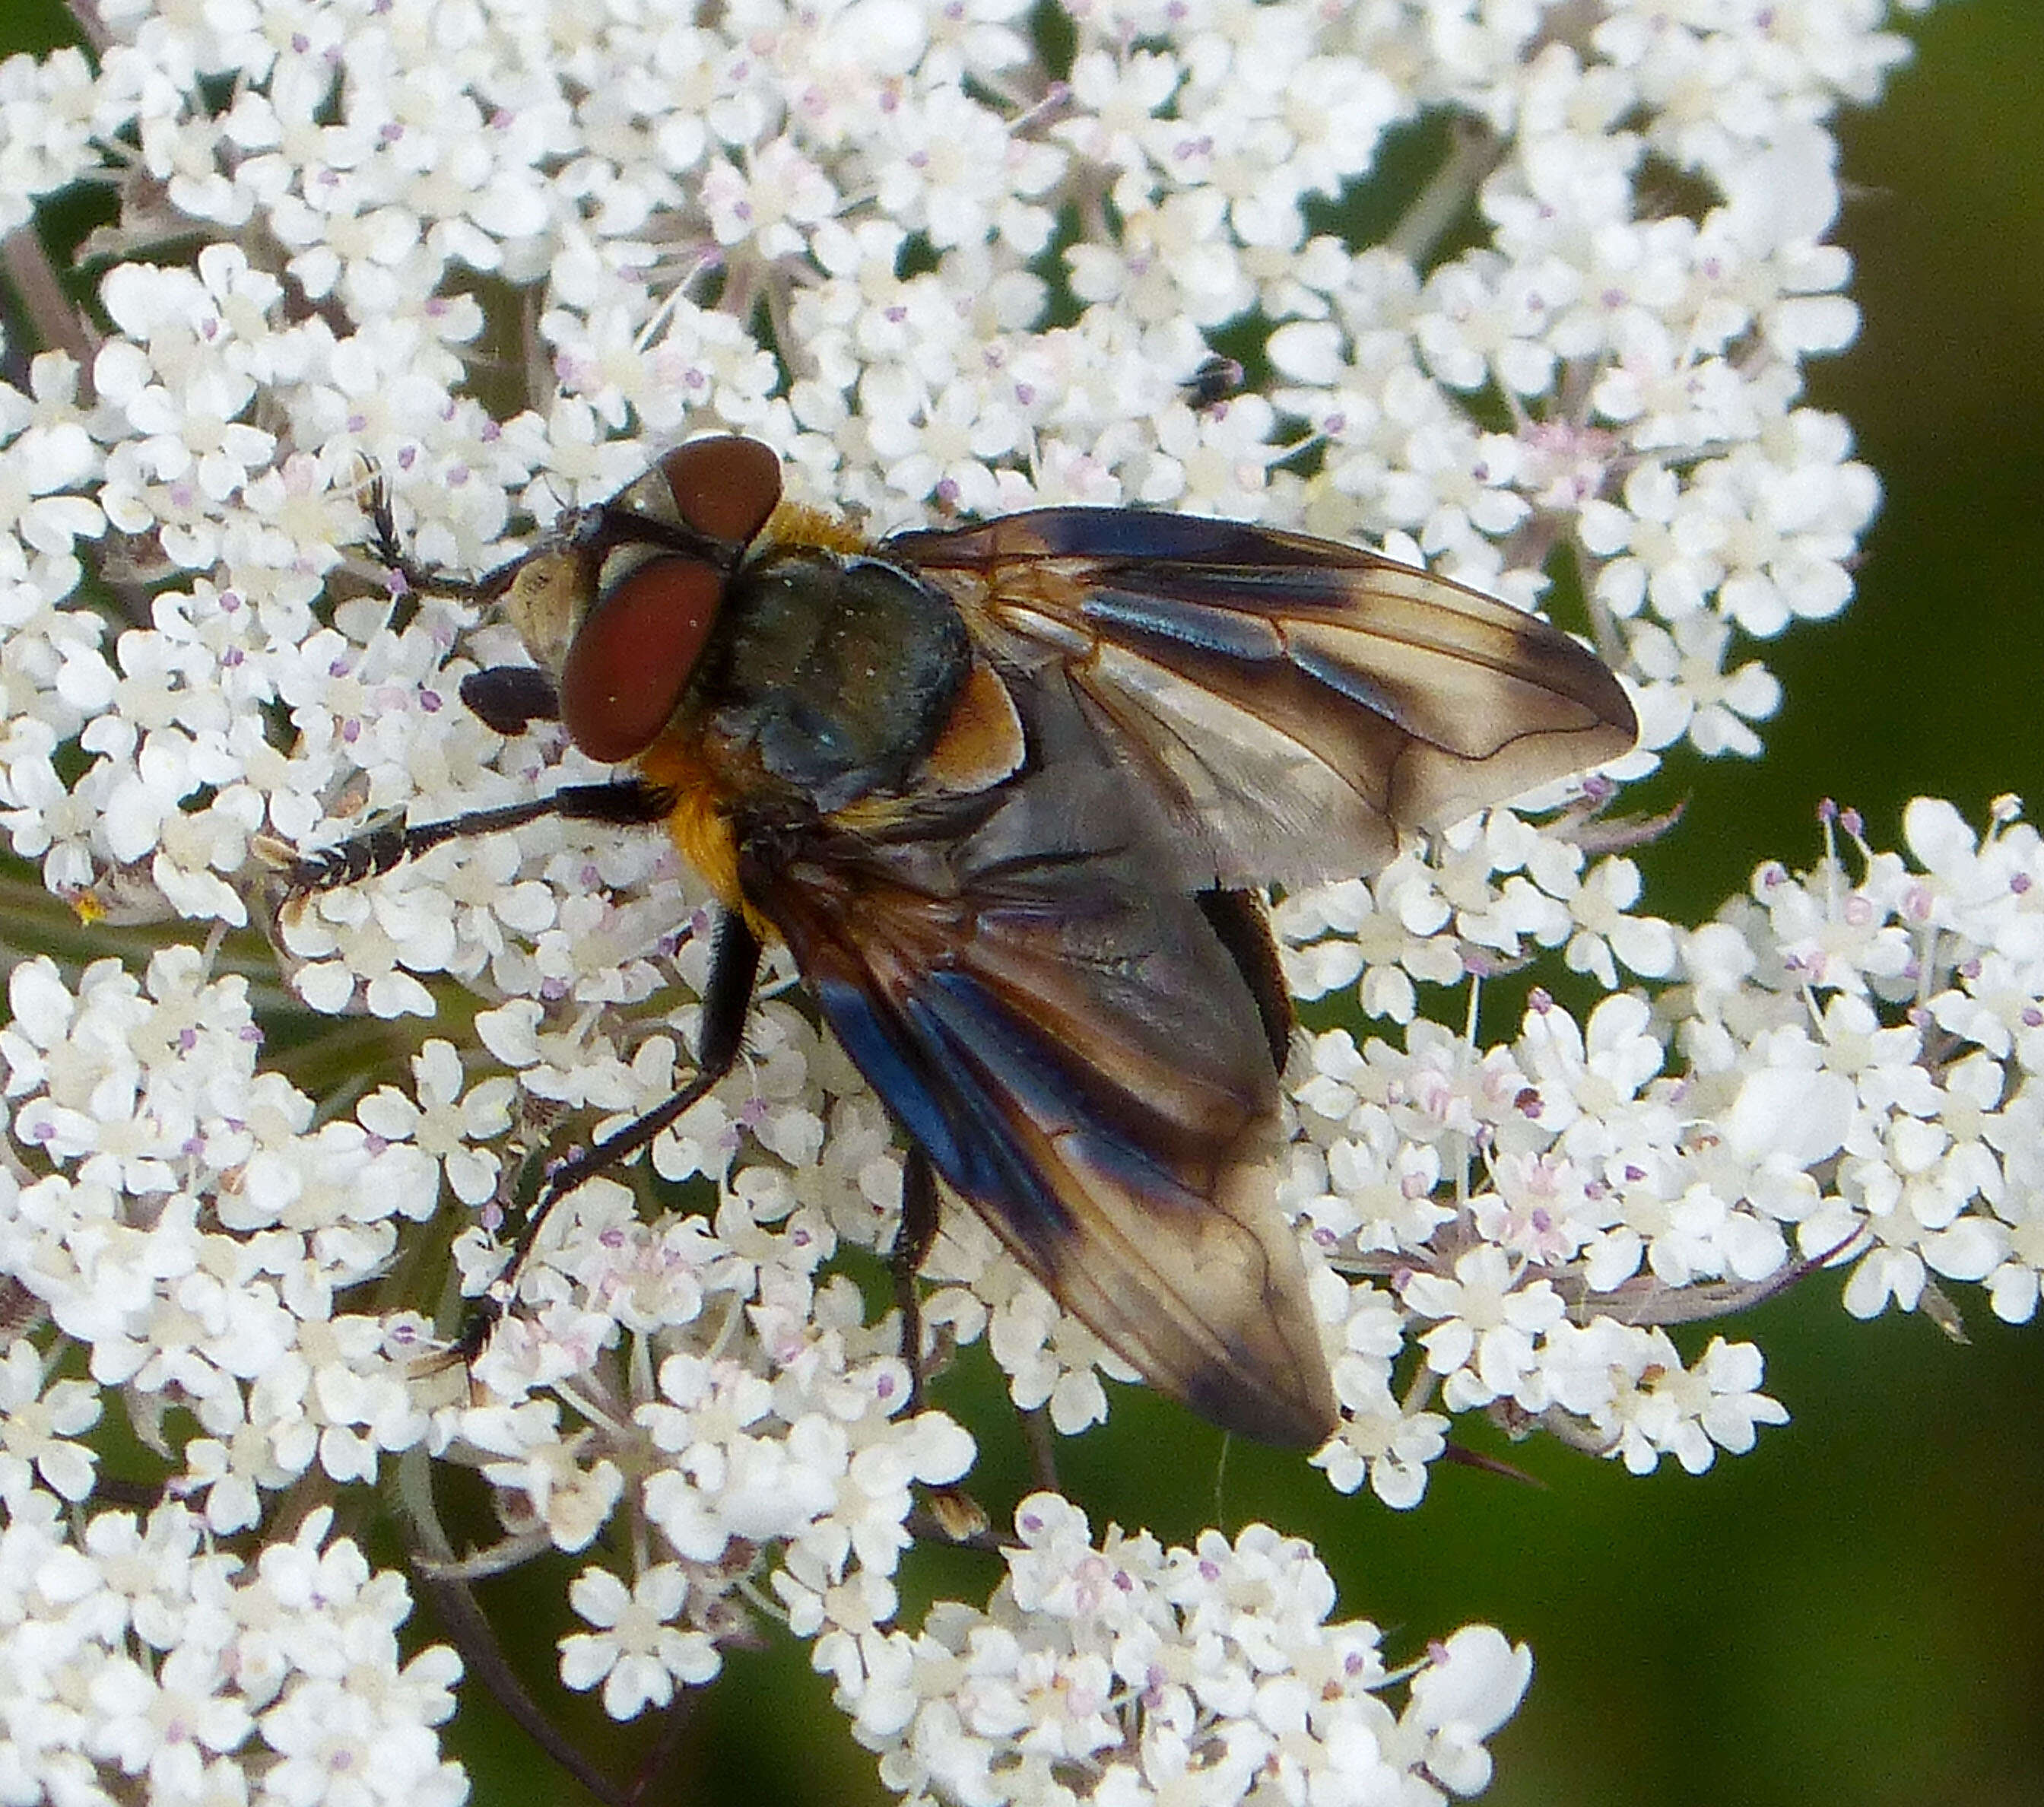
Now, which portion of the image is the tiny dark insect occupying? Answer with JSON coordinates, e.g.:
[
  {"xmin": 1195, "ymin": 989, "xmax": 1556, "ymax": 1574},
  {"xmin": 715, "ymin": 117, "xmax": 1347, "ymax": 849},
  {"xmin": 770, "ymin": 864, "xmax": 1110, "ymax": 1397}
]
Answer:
[
  {"xmin": 293, "ymin": 437, "xmax": 1636, "ymax": 1448},
  {"xmin": 1181, "ymin": 353, "xmax": 1246, "ymax": 410}
]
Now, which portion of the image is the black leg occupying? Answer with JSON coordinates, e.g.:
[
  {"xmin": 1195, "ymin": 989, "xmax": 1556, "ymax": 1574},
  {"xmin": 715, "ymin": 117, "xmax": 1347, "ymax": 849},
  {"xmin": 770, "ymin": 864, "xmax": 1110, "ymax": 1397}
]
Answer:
[
  {"xmin": 1196, "ymin": 887, "xmax": 1293, "ymax": 1075},
  {"xmin": 892, "ymin": 1148, "xmax": 941, "ymax": 1412},
  {"xmin": 363, "ymin": 463, "xmax": 538, "ymax": 605},
  {"xmin": 890, "ymin": 1148, "xmax": 990, "ymax": 1528},
  {"xmin": 364, "ymin": 459, "xmax": 740, "ymax": 605},
  {"xmin": 497, "ymin": 910, "xmax": 764, "ymax": 1278},
  {"xmin": 287, "ymin": 779, "xmax": 676, "ymax": 890}
]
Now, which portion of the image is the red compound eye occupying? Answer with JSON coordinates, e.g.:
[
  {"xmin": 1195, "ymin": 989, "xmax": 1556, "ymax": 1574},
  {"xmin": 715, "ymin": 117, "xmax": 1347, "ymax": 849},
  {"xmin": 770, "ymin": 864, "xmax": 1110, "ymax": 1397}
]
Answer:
[
  {"xmin": 559, "ymin": 555, "xmax": 722, "ymax": 764},
  {"xmin": 662, "ymin": 435, "xmax": 782, "ymax": 545}
]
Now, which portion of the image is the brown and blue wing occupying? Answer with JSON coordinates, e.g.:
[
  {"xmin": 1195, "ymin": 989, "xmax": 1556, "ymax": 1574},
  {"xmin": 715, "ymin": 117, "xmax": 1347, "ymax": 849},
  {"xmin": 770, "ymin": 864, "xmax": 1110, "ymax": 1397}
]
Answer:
[
  {"xmin": 888, "ymin": 507, "xmax": 1637, "ymax": 890},
  {"xmin": 737, "ymin": 673, "xmax": 1338, "ymax": 1447}
]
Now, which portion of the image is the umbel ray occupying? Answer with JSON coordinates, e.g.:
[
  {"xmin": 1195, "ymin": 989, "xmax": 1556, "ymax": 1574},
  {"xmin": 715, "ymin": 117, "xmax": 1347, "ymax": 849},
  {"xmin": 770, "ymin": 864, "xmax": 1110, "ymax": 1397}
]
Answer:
[{"xmin": 287, "ymin": 435, "xmax": 1636, "ymax": 1449}]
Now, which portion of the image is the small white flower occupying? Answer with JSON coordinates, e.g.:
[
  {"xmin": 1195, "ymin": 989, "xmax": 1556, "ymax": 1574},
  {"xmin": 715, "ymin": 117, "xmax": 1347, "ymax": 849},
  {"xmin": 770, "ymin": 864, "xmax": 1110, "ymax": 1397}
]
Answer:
[
  {"xmin": 354, "ymin": 1037, "xmax": 513, "ymax": 1208},
  {"xmin": 560, "ymin": 1564, "xmax": 721, "ymax": 1718},
  {"xmin": 0, "ymin": 1339, "xmax": 101, "ymax": 1505},
  {"xmin": 1401, "ymin": 1625, "xmax": 1534, "ymax": 1796},
  {"xmin": 1403, "ymin": 1246, "xmax": 1567, "ymax": 1412}
]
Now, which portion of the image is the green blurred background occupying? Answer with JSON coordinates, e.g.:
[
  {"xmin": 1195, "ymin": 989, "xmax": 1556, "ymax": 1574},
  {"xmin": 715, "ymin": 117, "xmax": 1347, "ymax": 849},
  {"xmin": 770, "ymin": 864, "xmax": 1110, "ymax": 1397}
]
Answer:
[{"xmin": 8, "ymin": 2, "xmax": 2042, "ymax": 1803}]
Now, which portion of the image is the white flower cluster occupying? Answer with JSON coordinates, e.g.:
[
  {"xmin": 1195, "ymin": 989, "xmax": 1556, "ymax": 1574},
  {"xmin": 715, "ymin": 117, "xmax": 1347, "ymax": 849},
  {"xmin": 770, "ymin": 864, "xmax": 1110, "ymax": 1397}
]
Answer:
[
  {"xmin": 0, "ymin": 947, "xmax": 452, "ymax": 1535},
  {"xmin": 0, "ymin": 938, "xmax": 912, "ymax": 1767},
  {"xmin": 0, "ymin": 943, "xmax": 976, "ymax": 1777},
  {"xmin": 1284, "ymin": 796, "xmax": 2044, "ymax": 1503},
  {"xmin": 0, "ymin": 1495, "xmax": 462, "ymax": 1805},
  {"xmin": 0, "ymin": 0, "xmax": 1966, "ymax": 1803},
  {"xmin": 833, "ymin": 1494, "xmax": 1531, "ymax": 1807}
]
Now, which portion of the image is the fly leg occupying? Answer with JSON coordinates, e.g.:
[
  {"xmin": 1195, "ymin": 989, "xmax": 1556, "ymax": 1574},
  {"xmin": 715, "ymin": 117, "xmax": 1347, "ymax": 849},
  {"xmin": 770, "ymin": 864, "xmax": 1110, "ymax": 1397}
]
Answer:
[
  {"xmin": 892, "ymin": 1149, "xmax": 941, "ymax": 1414},
  {"xmin": 893, "ymin": 1148, "xmax": 998, "ymax": 1538},
  {"xmin": 471, "ymin": 912, "xmax": 765, "ymax": 1336},
  {"xmin": 284, "ymin": 778, "xmax": 674, "ymax": 891}
]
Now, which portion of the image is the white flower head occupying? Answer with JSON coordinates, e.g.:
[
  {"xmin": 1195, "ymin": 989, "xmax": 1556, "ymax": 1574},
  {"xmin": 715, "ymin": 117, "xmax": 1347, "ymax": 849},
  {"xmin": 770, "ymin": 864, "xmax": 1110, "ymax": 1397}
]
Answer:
[{"xmin": 0, "ymin": 3, "xmax": 1975, "ymax": 1803}]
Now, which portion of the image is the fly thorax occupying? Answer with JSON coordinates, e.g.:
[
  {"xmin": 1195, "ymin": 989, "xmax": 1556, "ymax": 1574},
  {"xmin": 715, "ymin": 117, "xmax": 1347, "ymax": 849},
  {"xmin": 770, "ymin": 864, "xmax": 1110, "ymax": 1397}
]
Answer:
[{"xmin": 706, "ymin": 545, "xmax": 973, "ymax": 815}]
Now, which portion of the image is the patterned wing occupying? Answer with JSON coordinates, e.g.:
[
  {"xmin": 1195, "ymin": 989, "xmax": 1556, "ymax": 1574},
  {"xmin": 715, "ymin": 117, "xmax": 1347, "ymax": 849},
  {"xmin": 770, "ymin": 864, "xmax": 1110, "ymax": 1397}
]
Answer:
[
  {"xmin": 738, "ymin": 669, "xmax": 1337, "ymax": 1447},
  {"xmin": 890, "ymin": 507, "xmax": 1636, "ymax": 890}
]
